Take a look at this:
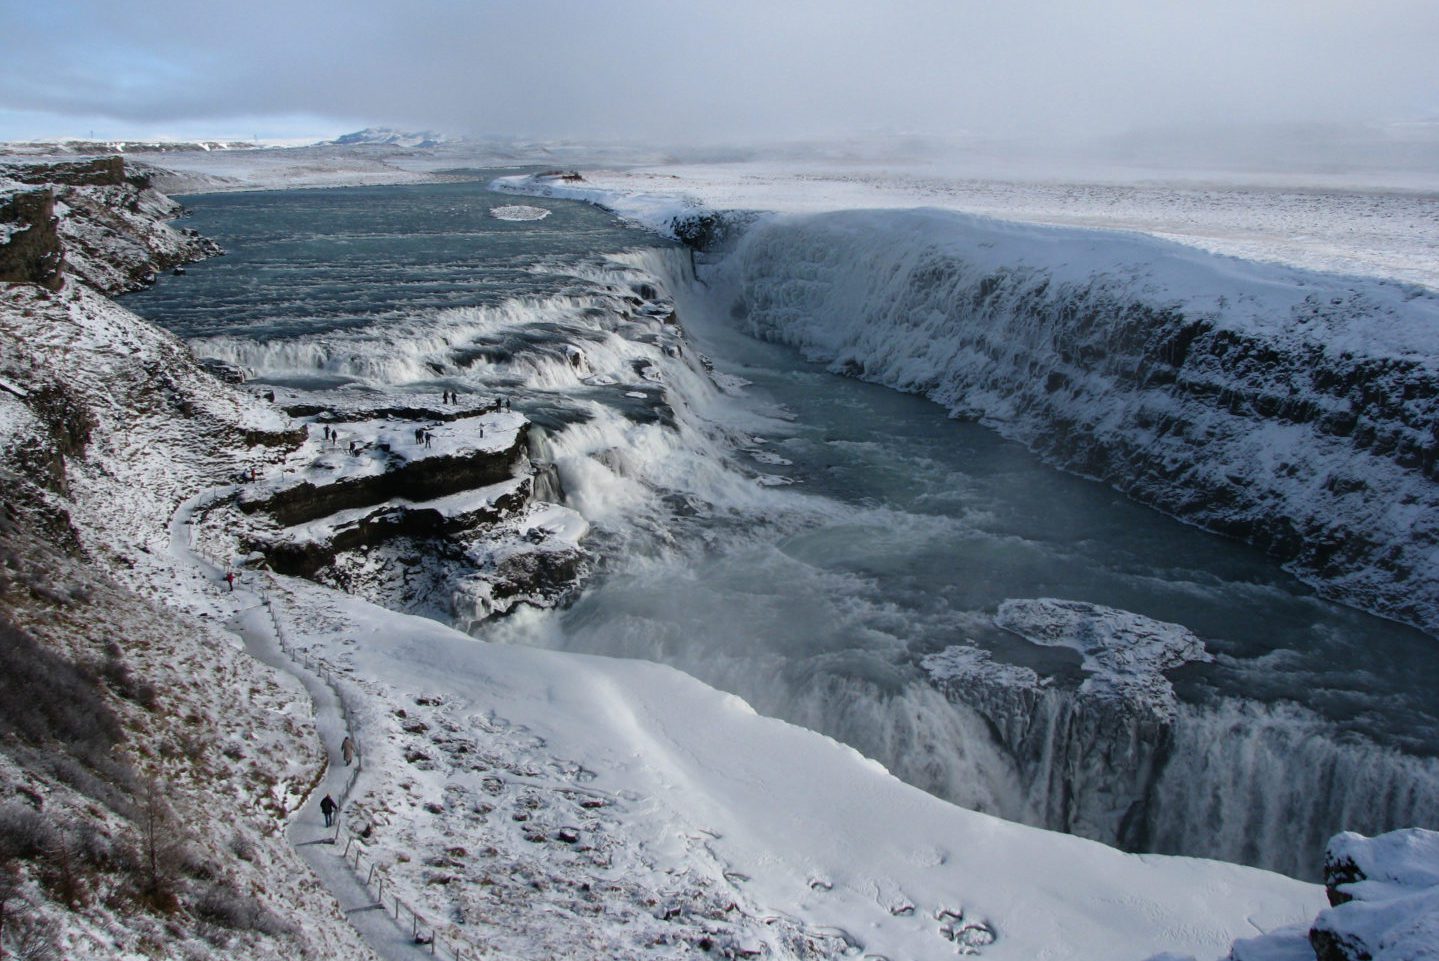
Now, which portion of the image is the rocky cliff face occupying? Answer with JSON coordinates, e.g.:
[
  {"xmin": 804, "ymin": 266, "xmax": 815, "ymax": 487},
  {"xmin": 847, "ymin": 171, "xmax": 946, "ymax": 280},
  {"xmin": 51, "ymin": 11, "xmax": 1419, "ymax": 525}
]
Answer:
[
  {"xmin": 0, "ymin": 157, "xmax": 220, "ymax": 295},
  {"xmin": 0, "ymin": 189, "xmax": 64, "ymax": 290}
]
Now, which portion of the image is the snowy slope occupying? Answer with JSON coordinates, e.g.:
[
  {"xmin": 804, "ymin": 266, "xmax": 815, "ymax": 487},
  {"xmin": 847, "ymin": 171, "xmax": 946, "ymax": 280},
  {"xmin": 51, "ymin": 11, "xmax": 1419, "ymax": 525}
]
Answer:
[
  {"xmin": 0, "ymin": 281, "xmax": 374, "ymax": 957},
  {"xmin": 269, "ymin": 575, "xmax": 1323, "ymax": 961}
]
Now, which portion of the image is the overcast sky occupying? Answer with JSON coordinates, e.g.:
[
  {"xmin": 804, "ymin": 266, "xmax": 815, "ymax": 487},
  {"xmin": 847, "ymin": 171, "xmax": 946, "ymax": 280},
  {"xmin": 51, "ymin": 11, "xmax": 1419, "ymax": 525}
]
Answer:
[{"xmin": 2, "ymin": 0, "xmax": 1437, "ymax": 145}]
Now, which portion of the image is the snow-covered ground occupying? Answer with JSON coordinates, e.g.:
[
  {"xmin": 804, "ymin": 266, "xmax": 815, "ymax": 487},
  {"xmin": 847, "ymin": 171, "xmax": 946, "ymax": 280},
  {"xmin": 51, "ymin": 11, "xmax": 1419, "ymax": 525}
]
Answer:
[
  {"xmin": 260, "ymin": 573, "xmax": 1322, "ymax": 961},
  {"xmin": 492, "ymin": 164, "xmax": 1439, "ymax": 292}
]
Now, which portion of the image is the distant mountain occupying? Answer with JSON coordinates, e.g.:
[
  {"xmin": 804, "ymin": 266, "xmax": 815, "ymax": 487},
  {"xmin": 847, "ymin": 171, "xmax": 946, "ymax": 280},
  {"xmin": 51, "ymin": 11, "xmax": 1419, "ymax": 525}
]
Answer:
[{"xmin": 327, "ymin": 127, "xmax": 448, "ymax": 148}]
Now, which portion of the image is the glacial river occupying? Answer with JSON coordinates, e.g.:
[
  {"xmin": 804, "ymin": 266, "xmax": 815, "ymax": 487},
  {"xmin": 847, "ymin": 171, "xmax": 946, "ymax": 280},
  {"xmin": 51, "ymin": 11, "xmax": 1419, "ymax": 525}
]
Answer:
[{"xmin": 126, "ymin": 177, "xmax": 1439, "ymax": 879}]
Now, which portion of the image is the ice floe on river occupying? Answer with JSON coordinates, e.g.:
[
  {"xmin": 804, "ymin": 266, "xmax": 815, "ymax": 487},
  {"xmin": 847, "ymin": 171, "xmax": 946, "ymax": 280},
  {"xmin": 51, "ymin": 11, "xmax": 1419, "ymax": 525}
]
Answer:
[
  {"xmin": 995, "ymin": 598, "xmax": 1212, "ymax": 711},
  {"xmin": 489, "ymin": 204, "xmax": 551, "ymax": 221}
]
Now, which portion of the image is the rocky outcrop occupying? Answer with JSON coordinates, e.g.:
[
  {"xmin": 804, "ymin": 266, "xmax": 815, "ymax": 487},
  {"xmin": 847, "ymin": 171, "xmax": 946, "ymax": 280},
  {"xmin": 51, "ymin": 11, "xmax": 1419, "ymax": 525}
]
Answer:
[
  {"xmin": 256, "ymin": 476, "xmax": 531, "ymax": 578},
  {"xmin": 1, "ymin": 156, "xmax": 221, "ymax": 295},
  {"xmin": 282, "ymin": 399, "xmax": 502, "ymax": 422},
  {"xmin": 0, "ymin": 189, "xmax": 64, "ymax": 290},
  {"xmin": 670, "ymin": 210, "xmax": 760, "ymax": 253},
  {"xmin": 1306, "ymin": 829, "xmax": 1439, "ymax": 960},
  {"xmin": 218, "ymin": 403, "xmax": 587, "ymax": 621},
  {"xmin": 920, "ymin": 602, "xmax": 1215, "ymax": 849},
  {"xmin": 238, "ymin": 431, "xmax": 529, "ymax": 528}
]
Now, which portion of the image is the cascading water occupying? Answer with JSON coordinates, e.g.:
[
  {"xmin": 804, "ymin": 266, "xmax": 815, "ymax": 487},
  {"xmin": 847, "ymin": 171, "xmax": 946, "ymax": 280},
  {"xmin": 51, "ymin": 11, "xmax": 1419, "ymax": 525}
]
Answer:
[
  {"xmin": 498, "ymin": 243, "xmax": 1439, "ymax": 880},
  {"xmin": 126, "ymin": 182, "xmax": 1439, "ymax": 882}
]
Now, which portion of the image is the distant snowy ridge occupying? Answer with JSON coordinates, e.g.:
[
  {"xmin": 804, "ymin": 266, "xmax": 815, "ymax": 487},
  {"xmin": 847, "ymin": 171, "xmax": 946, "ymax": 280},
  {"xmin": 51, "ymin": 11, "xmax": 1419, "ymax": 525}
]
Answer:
[
  {"xmin": 328, "ymin": 127, "xmax": 448, "ymax": 148},
  {"xmin": 712, "ymin": 208, "xmax": 1439, "ymax": 636}
]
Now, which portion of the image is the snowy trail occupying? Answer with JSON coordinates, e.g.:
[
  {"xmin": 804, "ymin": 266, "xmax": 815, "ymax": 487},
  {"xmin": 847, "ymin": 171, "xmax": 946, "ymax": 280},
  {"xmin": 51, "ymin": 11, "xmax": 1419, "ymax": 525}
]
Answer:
[
  {"xmin": 233, "ymin": 604, "xmax": 433, "ymax": 961},
  {"xmin": 169, "ymin": 490, "xmax": 437, "ymax": 961}
]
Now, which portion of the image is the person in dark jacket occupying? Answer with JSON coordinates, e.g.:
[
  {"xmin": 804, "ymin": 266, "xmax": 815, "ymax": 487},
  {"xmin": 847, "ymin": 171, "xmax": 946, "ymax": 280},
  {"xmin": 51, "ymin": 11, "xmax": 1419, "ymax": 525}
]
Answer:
[{"xmin": 320, "ymin": 794, "xmax": 338, "ymax": 827}]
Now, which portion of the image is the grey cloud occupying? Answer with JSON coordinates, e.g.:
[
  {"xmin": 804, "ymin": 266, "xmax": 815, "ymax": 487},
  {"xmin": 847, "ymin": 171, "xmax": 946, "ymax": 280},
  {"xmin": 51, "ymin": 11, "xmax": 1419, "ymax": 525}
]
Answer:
[{"xmin": 3, "ymin": 0, "xmax": 1437, "ymax": 144}]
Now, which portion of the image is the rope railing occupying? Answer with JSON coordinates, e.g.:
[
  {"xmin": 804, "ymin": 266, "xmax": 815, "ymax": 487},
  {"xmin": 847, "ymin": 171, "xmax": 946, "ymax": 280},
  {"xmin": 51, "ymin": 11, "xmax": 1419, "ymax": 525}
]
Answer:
[
  {"xmin": 184, "ymin": 494, "xmax": 474, "ymax": 959},
  {"xmin": 335, "ymin": 825, "xmax": 474, "ymax": 961}
]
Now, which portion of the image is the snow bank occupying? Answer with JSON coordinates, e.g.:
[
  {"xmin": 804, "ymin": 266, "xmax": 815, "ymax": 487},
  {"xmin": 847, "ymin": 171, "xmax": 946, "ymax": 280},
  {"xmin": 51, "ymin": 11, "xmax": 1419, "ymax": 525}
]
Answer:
[
  {"xmin": 496, "ymin": 162, "xmax": 1439, "ymax": 289},
  {"xmin": 1283, "ymin": 828, "xmax": 1439, "ymax": 961}
]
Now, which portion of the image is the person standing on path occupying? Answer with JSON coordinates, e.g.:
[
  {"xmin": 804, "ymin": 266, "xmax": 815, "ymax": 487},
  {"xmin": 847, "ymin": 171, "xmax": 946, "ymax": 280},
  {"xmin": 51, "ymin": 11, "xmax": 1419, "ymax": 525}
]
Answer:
[
  {"xmin": 341, "ymin": 736, "xmax": 356, "ymax": 766},
  {"xmin": 225, "ymin": 570, "xmax": 235, "ymax": 592},
  {"xmin": 320, "ymin": 794, "xmax": 338, "ymax": 828}
]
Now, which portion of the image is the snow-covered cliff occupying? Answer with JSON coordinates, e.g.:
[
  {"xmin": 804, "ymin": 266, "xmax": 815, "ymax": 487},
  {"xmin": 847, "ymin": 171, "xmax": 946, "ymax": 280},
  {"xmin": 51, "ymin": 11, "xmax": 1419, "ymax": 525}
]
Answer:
[{"xmin": 719, "ymin": 208, "xmax": 1439, "ymax": 635}]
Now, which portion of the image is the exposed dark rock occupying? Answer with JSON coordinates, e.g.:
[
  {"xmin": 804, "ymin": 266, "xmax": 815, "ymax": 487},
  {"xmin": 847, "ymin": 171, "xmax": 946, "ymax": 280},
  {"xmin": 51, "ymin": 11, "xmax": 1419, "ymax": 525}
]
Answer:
[
  {"xmin": 282, "ymin": 400, "xmax": 500, "ymax": 422},
  {"xmin": 669, "ymin": 210, "xmax": 760, "ymax": 253},
  {"xmin": 239, "ymin": 431, "xmax": 529, "ymax": 528},
  {"xmin": 196, "ymin": 357, "xmax": 248, "ymax": 385},
  {"xmin": 490, "ymin": 546, "xmax": 584, "ymax": 606},
  {"xmin": 1325, "ymin": 851, "xmax": 1367, "ymax": 907},
  {"xmin": 0, "ymin": 190, "xmax": 64, "ymax": 290},
  {"xmin": 253, "ymin": 477, "xmax": 531, "ymax": 578},
  {"xmin": 0, "ymin": 156, "xmax": 135, "ymax": 189}
]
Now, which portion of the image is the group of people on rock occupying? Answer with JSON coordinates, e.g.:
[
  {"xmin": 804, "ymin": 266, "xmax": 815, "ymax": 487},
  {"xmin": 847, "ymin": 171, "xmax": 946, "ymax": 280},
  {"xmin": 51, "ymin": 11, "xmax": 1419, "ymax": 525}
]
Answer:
[
  {"xmin": 309, "ymin": 392, "xmax": 514, "ymax": 459},
  {"xmin": 441, "ymin": 389, "xmax": 512, "ymax": 413},
  {"xmin": 317, "ymin": 424, "xmax": 366, "ymax": 456}
]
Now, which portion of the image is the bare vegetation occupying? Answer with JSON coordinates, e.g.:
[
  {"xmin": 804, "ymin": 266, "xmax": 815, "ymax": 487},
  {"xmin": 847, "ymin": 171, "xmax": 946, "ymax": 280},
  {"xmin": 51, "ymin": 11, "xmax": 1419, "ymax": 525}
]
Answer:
[{"xmin": 0, "ymin": 160, "xmax": 377, "ymax": 959}]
